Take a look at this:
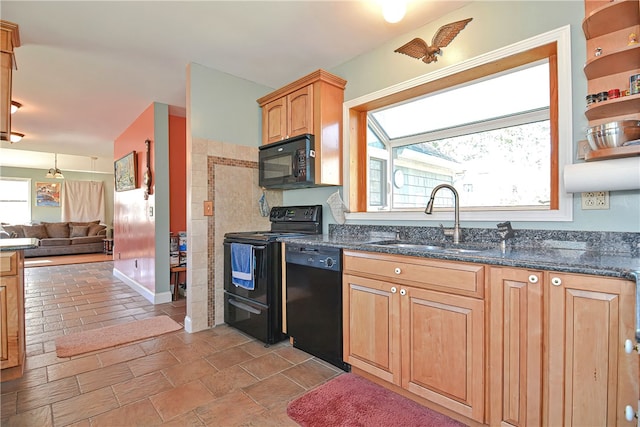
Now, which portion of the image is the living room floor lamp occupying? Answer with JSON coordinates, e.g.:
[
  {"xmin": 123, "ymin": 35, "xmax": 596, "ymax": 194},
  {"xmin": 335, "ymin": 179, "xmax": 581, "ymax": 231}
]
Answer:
[{"xmin": 46, "ymin": 153, "xmax": 64, "ymax": 179}]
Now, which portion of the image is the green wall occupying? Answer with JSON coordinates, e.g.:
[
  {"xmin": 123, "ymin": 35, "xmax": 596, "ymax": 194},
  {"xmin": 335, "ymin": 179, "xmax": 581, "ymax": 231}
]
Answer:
[
  {"xmin": 1, "ymin": 165, "xmax": 114, "ymax": 229},
  {"xmin": 189, "ymin": 62, "xmax": 270, "ymax": 145},
  {"xmin": 282, "ymin": 1, "xmax": 640, "ymax": 233}
]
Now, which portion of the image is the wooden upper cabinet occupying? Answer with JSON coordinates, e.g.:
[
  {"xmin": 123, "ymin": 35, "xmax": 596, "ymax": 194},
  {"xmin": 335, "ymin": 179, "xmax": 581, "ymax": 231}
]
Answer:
[
  {"xmin": 287, "ymin": 85, "xmax": 313, "ymax": 139},
  {"xmin": 0, "ymin": 20, "xmax": 20, "ymax": 142},
  {"xmin": 262, "ymin": 97, "xmax": 287, "ymax": 145},
  {"xmin": 258, "ymin": 69, "xmax": 346, "ymax": 186},
  {"xmin": 262, "ymin": 84, "xmax": 313, "ymax": 145}
]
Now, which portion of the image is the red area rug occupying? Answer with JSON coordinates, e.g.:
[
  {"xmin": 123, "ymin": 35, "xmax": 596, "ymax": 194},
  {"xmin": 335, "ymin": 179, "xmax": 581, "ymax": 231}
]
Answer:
[
  {"xmin": 287, "ymin": 373, "xmax": 467, "ymax": 427},
  {"xmin": 55, "ymin": 315, "xmax": 182, "ymax": 358}
]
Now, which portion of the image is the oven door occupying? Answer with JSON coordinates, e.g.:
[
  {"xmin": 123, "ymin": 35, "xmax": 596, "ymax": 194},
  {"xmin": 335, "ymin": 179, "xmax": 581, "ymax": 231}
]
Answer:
[
  {"xmin": 223, "ymin": 241, "xmax": 274, "ymax": 306},
  {"xmin": 224, "ymin": 293, "xmax": 271, "ymax": 344}
]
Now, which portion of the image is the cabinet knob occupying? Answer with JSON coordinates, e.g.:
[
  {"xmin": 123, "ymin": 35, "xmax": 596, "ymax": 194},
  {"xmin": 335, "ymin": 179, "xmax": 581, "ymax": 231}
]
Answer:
[
  {"xmin": 624, "ymin": 339, "xmax": 639, "ymax": 354},
  {"xmin": 528, "ymin": 275, "xmax": 539, "ymax": 284},
  {"xmin": 394, "ymin": 267, "xmax": 401, "ymax": 275},
  {"xmin": 391, "ymin": 286, "xmax": 397, "ymax": 293},
  {"xmin": 625, "ymin": 405, "xmax": 636, "ymax": 421},
  {"xmin": 400, "ymin": 289, "xmax": 407, "ymax": 296},
  {"xmin": 551, "ymin": 277, "xmax": 562, "ymax": 286}
]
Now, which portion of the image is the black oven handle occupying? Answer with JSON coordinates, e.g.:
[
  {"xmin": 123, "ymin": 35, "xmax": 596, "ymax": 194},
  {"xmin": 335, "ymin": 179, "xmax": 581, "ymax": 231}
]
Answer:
[
  {"xmin": 224, "ymin": 242, "xmax": 267, "ymax": 251},
  {"xmin": 228, "ymin": 298, "xmax": 262, "ymax": 315}
]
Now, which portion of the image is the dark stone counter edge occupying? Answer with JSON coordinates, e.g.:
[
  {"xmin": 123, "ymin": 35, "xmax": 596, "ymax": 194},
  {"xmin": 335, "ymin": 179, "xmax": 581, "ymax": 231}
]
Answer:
[
  {"xmin": 0, "ymin": 238, "xmax": 39, "ymax": 251},
  {"xmin": 281, "ymin": 236, "xmax": 640, "ymax": 282}
]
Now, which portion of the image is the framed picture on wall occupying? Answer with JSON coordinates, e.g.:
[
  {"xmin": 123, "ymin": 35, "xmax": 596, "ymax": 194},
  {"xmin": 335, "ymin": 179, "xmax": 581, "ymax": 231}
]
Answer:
[
  {"xmin": 35, "ymin": 182, "xmax": 61, "ymax": 207},
  {"xmin": 114, "ymin": 151, "xmax": 137, "ymax": 192}
]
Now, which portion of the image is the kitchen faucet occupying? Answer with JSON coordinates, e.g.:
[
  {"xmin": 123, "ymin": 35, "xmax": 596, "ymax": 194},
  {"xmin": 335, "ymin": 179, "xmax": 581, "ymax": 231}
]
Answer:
[{"xmin": 425, "ymin": 184, "xmax": 461, "ymax": 244}]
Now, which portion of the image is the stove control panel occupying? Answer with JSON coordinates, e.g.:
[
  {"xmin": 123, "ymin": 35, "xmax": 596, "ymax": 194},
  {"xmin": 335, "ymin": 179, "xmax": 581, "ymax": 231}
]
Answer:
[{"xmin": 269, "ymin": 205, "xmax": 322, "ymax": 223}]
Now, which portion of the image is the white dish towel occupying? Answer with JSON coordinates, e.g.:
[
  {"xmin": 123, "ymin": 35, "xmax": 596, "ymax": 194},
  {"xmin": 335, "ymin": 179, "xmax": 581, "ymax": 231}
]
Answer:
[{"xmin": 327, "ymin": 191, "xmax": 348, "ymax": 224}]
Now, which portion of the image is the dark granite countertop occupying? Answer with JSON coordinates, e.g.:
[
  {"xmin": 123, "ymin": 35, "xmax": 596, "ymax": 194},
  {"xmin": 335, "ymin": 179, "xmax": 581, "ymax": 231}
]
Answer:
[
  {"xmin": 281, "ymin": 226, "xmax": 640, "ymax": 282},
  {"xmin": 0, "ymin": 238, "xmax": 39, "ymax": 251}
]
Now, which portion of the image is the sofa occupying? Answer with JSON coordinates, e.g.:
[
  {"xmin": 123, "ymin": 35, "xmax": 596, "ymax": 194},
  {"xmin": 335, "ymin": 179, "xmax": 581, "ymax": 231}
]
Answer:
[{"xmin": 0, "ymin": 221, "xmax": 107, "ymax": 258}]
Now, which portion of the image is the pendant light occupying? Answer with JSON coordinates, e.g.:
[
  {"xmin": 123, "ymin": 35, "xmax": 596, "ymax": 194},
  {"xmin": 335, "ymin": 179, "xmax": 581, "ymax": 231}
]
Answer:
[
  {"xmin": 11, "ymin": 101, "xmax": 21, "ymax": 114},
  {"xmin": 9, "ymin": 131, "xmax": 23, "ymax": 143},
  {"xmin": 46, "ymin": 153, "xmax": 64, "ymax": 179}
]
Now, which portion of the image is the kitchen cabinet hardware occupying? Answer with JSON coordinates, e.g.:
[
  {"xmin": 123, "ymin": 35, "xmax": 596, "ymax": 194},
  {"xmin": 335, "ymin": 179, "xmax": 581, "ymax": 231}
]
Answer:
[
  {"xmin": 399, "ymin": 288, "xmax": 406, "ymax": 296},
  {"xmin": 390, "ymin": 286, "xmax": 397, "ymax": 293},
  {"xmin": 528, "ymin": 274, "xmax": 539, "ymax": 284},
  {"xmin": 625, "ymin": 405, "xmax": 637, "ymax": 422},
  {"xmin": 551, "ymin": 276, "xmax": 562, "ymax": 286},
  {"xmin": 394, "ymin": 267, "xmax": 401, "ymax": 275},
  {"xmin": 624, "ymin": 338, "xmax": 639, "ymax": 354}
]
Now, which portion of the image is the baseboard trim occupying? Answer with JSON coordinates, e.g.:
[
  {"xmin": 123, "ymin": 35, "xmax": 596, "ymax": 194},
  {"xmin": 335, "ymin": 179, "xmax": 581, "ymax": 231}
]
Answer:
[{"xmin": 113, "ymin": 268, "xmax": 172, "ymax": 304}]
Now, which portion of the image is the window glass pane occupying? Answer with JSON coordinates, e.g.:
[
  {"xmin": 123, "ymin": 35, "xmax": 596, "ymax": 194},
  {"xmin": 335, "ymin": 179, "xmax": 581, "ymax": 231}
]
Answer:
[
  {"xmin": 371, "ymin": 62, "xmax": 549, "ymax": 139},
  {"xmin": 369, "ymin": 158, "xmax": 386, "ymax": 207},
  {"xmin": 390, "ymin": 121, "xmax": 550, "ymax": 209},
  {"xmin": 0, "ymin": 178, "xmax": 31, "ymax": 224}
]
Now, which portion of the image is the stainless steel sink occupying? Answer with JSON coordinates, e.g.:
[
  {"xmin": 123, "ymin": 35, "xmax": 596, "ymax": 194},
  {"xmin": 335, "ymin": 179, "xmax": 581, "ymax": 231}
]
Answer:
[
  {"xmin": 442, "ymin": 248, "xmax": 483, "ymax": 254},
  {"xmin": 377, "ymin": 243, "xmax": 446, "ymax": 251},
  {"xmin": 370, "ymin": 241, "xmax": 485, "ymax": 254}
]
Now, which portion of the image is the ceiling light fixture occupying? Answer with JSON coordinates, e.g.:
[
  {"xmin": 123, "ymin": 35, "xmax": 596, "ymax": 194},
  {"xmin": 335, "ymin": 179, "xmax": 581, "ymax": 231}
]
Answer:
[
  {"xmin": 46, "ymin": 153, "xmax": 65, "ymax": 179},
  {"xmin": 380, "ymin": 0, "xmax": 407, "ymax": 24},
  {"xmin": 11, "ymin": 101, "xmax": 22, "ymax": 114},
  {"xmin": 9, "ymin": 131, "xmax": 24, "ymax": 143}
]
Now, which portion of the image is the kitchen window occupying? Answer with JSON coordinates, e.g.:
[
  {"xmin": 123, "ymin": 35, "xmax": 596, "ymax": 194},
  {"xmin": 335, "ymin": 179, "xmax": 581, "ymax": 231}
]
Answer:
[
  {"xmin": 0, "ymin": 177, "xmax": 31, "ymax": 224},
  {"xmin": 344, "ymin": 26, "xmax": 573, "ymax": 222}
]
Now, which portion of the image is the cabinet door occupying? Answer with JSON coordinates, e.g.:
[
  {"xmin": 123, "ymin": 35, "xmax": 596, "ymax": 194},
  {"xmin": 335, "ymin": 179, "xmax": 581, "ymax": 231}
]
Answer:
[
  {"xmin": 287, "ymin": 85, "xmax": 313, "ymax": 139},
  {"xmin": 489, "ymin": 267, "xmax": 543, "ymax": 427},
  {"xmin": 343, "ymin": 273, "xmax": 400, "ymax": 385},
  {"xmin": 400, "ymin": 286, "xmax": 484, "ymax": 422},
  {"xmin": 546, "ymin": 273, "xmax": 638, "ymax": 426},
  {"xmin": 262, "ymin": 97, "xmax": 287, "ymax": 145},
  {"xmin": 0, "ymin": 275, "xmax": 20, "ymax": 369}
]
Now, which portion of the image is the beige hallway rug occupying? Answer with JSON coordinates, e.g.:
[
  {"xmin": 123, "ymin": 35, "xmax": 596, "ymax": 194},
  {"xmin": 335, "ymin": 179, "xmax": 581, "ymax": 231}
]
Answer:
[{"xmin": 55, "ymin": 315, "xmax": 183, "ymax": 358}]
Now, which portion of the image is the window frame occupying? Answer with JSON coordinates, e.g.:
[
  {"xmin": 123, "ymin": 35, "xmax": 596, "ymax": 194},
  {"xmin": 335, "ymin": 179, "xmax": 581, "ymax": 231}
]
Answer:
[{"xmin": 342, "ymin": 25, "xmax": 573, "ymax": 222}]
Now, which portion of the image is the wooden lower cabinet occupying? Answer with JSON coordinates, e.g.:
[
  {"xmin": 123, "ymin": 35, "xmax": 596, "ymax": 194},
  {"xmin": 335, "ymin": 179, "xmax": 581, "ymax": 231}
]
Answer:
[
  {"xmin": 489, "ymin": 267, "xmax": 544, "ymax": 426},
  {"xmin": 343, "ymin": 250, "xmax": 485, "ymax": 422},
  {"xmin": 489, "ymin": 267, "xmax": 638, "ymax": 426},
  {"xmin": 1, "ymin": 250, "xmax": 25, "ymax": 381},
  {"xmin": 546, "ymin": 272, "xmax": 637, "ymax": 426}
]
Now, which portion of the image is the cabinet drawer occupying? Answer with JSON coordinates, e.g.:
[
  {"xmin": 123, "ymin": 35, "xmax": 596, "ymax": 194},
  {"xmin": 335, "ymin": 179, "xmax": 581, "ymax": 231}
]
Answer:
[
  {"xmin": 0, "ymin": 252, "xmax": 18, "ymax": 277},
  {"xmin": 343, "ymin": 250, "xmax": 484, "ymax": 298}
]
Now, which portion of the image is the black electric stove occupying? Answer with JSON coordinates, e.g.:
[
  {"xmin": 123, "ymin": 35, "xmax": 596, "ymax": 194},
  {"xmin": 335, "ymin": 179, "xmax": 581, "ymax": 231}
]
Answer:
[{"xmin": 223, "ymin": 205, "xmax": 322, "ymax": 344}]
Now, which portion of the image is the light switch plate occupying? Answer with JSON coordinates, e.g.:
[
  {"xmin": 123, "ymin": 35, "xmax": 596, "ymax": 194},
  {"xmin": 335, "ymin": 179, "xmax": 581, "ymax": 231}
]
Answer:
[
  {"xmin": 576, "ymin": 140, "xmax": 591, "ymax": 160},
  {"xmin": 204, "ymin": 201, "xmax": 213, "ymax": 216}
]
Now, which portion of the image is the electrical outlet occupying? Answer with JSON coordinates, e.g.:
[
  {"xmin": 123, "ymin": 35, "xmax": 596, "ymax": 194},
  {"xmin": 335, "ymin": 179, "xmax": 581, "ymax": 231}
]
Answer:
[{"xmin": 581, "ymin": 191, "xmax": 609, "ymax": 210}]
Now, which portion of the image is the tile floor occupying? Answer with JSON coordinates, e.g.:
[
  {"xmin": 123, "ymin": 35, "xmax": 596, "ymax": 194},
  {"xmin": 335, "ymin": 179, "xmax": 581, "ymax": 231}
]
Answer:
[{"xmin": 1, "ymin": 261, "xmax": 342, "ymax": 426}]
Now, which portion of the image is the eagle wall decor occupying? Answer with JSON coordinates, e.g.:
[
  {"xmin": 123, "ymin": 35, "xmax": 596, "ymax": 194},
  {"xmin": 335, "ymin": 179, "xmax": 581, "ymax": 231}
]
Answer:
[{"xmin": 394, "ymin": 18, "xmax": 473, "ymax": 64}]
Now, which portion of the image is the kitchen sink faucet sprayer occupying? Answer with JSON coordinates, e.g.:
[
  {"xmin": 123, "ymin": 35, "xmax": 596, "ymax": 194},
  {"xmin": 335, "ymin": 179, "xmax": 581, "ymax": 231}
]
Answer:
[{"xmin": 425, "ymin": 184, "xmax": 461, "ymax": 244}]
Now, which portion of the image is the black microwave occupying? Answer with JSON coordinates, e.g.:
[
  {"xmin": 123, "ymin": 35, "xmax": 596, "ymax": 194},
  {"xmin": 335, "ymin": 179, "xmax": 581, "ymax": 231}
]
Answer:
[{"xmin": 258, "ymin": 134, "xmax": 315, "ymax": 189}]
